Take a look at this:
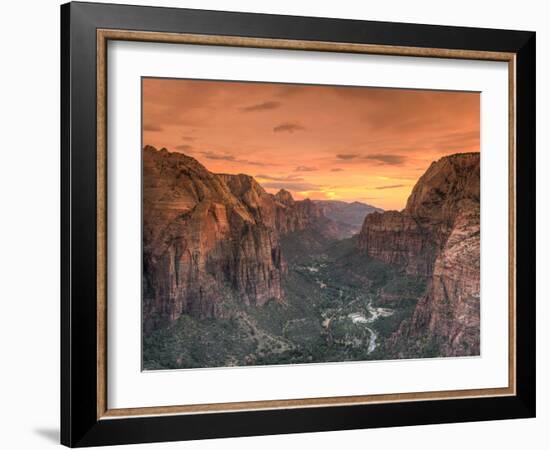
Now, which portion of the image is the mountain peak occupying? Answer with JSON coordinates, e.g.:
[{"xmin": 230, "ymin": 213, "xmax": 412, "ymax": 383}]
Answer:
[
  {"xmin": 143, "ymin": 144, "xmax": 170, "ymax": 154},
  {"xmin": 405, "ymin": 151, "xmax": 480, "ymax": 216},
  {"xmin": 143, "ymin": 144, "xmax": 159, "ymax": 153},
  {"xmin": 274, "ymin": 189, "xmax": 295, "ymax": 206}
]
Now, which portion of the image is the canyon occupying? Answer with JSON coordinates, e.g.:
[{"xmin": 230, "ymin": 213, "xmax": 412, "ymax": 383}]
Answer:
[
  {"xmin": 142, "ymin": 146, "xmax": 480, "ymax": 368},
  {"xmin": 143, "ymin": 146, "xmax": 357, "ymax": 325}
]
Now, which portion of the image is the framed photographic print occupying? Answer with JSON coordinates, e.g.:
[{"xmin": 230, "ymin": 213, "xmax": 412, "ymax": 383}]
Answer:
[{"xmin": 61, "ymin": 2, "xmax": 536, "ymax": 447}]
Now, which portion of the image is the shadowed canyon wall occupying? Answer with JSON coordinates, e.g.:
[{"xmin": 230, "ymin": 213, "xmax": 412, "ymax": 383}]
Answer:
[{"xmin": 358, "ymin": 153, "xmax": 480, "ymax": 356}]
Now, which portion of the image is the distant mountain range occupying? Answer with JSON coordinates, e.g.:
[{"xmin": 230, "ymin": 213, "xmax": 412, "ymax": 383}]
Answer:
[{"xmin": 313, "ymin": 200, "xmax": 383, "ymax": 234}]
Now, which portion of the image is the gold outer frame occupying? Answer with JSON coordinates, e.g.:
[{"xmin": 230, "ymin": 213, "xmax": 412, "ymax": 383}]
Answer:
[{"xmin": 96, "ymin": 29, "xmax": 516, "ymax": 420}]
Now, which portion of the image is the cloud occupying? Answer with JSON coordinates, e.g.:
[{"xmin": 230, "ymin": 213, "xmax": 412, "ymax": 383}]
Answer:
[
  {"xmin": 294, "ymin": 166, "xmax": 317, "ymax": 172},
  {"xmin": 175, "ymin": 144, "xmax": 193, "ymax": 152},
  {"xmin": 336, "ymin": 153, "xmax": 406, "ymax": 164},
  {"xmin": 364, "ymin": 154, "xmax": 407, "ymax": 165},
  {"xmin": 261, "ymin": 182, "xmax": 322, "ymax": 192},
  {"xmin": 181, "ymin": 136, "xmax": 196, "ymax": 141},
  {"xmin": 241, "ymin": 101, "xmax": 281, "ymax": 112},
  {"xmin": 201, "ymin": 151, "xmax": 236, "ymax": 161},
  {"xmin": 331, "ymin": 168, "xmax": 344, "ymax": 172},
  {"xmin": 199, "ymin": 151, "xmax": 269, "ymax": 167},
  {"xmin": 374, "ymin": 184, "xmax": 405, "ymax": 190},
  {"xmin": 336, "ymin": 153, "xmax": 359, "ymax": 160},
  {"xmin": 143, "ymin": 123, "xmax": 163, "ymax": 132},
  {"xmin": 256, "ymin": 174, "xmax": 304, "ymax": 182},
  {"xmin": 242, "ymin": 160, "xmax": 269, "ymax": 167},
  {"xmin": 273, "ymin": 122, "xmax": 306, "ymax": 133}
]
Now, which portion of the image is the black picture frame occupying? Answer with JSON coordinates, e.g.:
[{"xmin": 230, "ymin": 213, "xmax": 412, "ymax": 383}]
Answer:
[{"xmin": 61, "ymin": 1, "xmax": 536, "ymax": 447}]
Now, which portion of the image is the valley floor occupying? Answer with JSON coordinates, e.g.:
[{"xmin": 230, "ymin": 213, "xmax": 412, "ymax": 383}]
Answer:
[{"xmin": 143, "ymin": 235, "xmax": 428, "ymax": 370}]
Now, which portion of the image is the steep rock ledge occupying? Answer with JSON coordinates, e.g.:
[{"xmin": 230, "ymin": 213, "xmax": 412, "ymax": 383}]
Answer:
[
  {"xmin": 357, "ymin": 153, "xmax": 480, "ymax": 356},
  {"xmin": 143, "ymin": 146, "xmax": 286, "ymax": 326}
]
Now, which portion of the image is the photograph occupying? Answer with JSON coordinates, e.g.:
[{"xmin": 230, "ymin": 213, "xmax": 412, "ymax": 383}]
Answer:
[
  {"xmin": 54, "ymin": 1, "xmax": 536, "ymax": 447},
  {"xmin": 141, "ymin": 78, "xmax": 481, "ymax": 370}
]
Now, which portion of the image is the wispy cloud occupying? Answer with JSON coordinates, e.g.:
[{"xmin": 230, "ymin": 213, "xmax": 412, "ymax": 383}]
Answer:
[
  {"xmin": 243, "ymin": 160, "xmax": 269, "ymax": 167},
  {"xmin": 294, "ymin": 166, "xmax": 317, "ymax": 172},
  {"xmin": 200, "ymin": 151, "xmax": 269, "ymax": 167},
  {"xmin": 336, "ymin": 153, "xmax": 359, "ymax": 160},
  {"xmin": 261, "ymin": 182, "xmax": 322, "ymax": 192},
  {"xmin": 364, "ymin": 154, "xmax": 407, "ymax": 165},
  {"xmin": 201, "ymin": 151, "xmax": 236, "ymax": 162},
  {"xmin": 241, "ymin": 101, "xmax": 281, "ymax": 112},
  {"xmin": 331, "ymin": 168, "xmax": 344, "ymax": 172},
  {"xmin": 374, "ymin": 184, "xmax": 405, "ymax": 190},
  {"xmin": 175, "ymin": 144, "xmax": 193, "ymax": 152},
  {"xmin": 256, "ymin": 174, "xmax": 304, "ymax": 182},
  {"xmin": 273, "ymin": 122, "xmax": 306, "ymax": 133},
  {"xmin": 181, "ymin": 136, "xmax": 196, "ymax": 142}
]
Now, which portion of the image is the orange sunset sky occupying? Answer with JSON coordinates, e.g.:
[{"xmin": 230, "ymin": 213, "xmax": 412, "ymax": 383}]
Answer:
[{"xmin": 143, "ymin": 78, "xmax": 479, "ymax": 210}]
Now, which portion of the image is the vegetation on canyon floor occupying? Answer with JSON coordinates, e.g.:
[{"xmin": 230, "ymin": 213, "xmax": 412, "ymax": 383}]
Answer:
[
  {"xmin": 143, "ymin": 235, "xmax": 428, "ymax": 370},
  {"xmin": 142, "ymin": 147, "xmax": 481, "ymax": 370}
]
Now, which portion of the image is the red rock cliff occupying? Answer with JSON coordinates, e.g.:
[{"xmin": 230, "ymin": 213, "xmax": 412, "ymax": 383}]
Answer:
[
  {"xmin": 358, "ymin": 153, "xmax": 480, "ymax": 356},
  {"xmin": 143, "ymin": 146, "xmax": 345, "ymax": 327},
  {"xmin": 143, "ymin": 146, "xmax": 286, "ymax": 325}
]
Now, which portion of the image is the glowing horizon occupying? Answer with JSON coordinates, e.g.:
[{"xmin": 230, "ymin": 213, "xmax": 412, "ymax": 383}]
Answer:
[{"xmin": 143, "ymin": 78, "xmax": 479, "ymax": 210}]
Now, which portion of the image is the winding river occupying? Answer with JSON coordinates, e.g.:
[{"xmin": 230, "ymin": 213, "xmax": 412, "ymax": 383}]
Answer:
[
  {"xmin": 348, "ymin": 301, "xmax": 393, "ymax": 353},
  {"xmin": 299, "ymin": 260, "xmax": 394, "ymax": 354}
]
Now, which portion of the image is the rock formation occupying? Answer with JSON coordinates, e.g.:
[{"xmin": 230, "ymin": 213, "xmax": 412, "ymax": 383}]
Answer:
[
  {"xmin": 357, "ymin": 153, "xmax": 480, "ymax": 356},
  {"xmin": 143, "ymin": 146, "xmax": 285, "ymax": 326},
  {"xmin": 357, "ymin": 210, "xmax": 435, "ymax": 276},
  {"xmin": 143, "ymin": 146, "xmax": 357, "ymax": 328},
  {"xmin": 274, "ymin": 193, "xmax": 323, "ymax": 234}
]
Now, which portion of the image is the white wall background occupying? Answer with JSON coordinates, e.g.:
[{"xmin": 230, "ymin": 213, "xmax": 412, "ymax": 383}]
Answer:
[{"xmin": 0, "ymin": 1, "xmax": 546, "ymax": 449}]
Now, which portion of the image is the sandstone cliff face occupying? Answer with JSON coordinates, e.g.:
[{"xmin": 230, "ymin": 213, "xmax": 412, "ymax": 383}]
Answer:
[
  {"xmin": 358, "ymin": 153, "xmax": 480, "ymax": 356},
  {"xmin": 143, "ymin": 146, "xmax": 350, "ymax": 327},
  {"xmin": 274, "ymin": 194, "xmax": 321, "ymax": 234},
  {"xmin": 357, "ymin": 210, "xmax": 435, "ymax": 276},
  {"xmin": 404, "ymin": 207, "xmax": 480, "ymax": 356},
  {"xmin": 218, "ymin": 173, "xmax": 279, "ymax": 228},
  {"xmin": 143, "ymin": 146, "xmax": 285, "ymax": 326}
]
